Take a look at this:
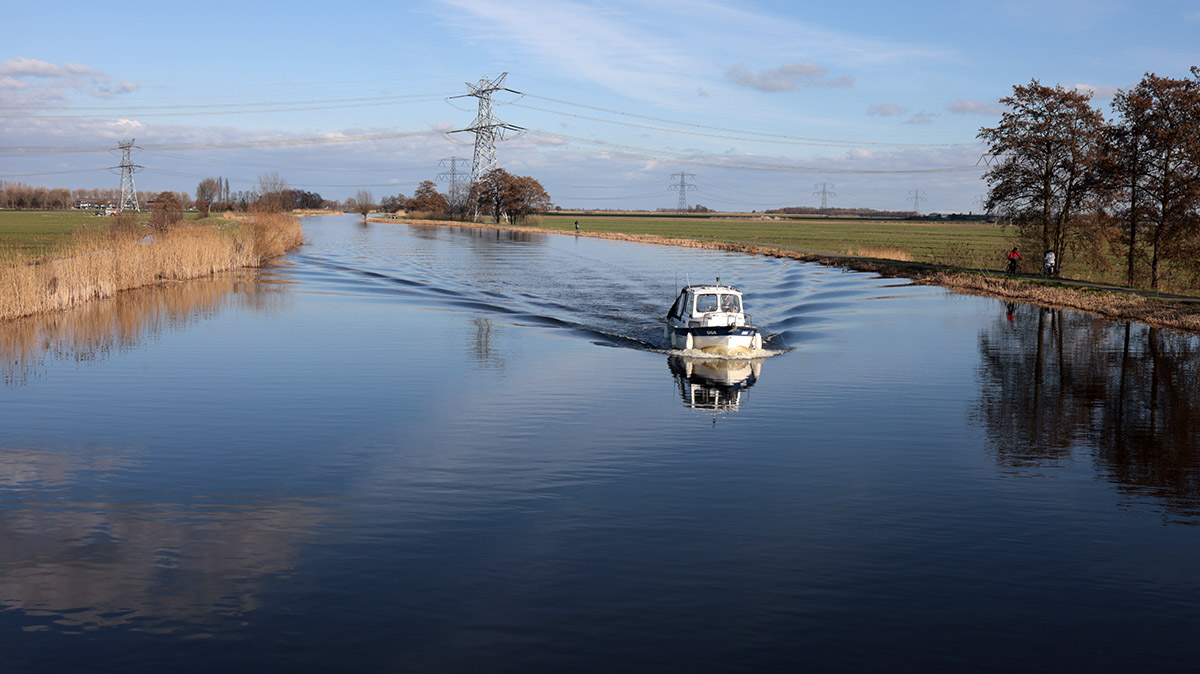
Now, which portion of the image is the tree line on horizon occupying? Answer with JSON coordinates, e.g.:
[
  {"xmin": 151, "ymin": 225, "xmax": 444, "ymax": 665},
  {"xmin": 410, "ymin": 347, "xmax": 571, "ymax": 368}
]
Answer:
[
  {"xmin": 0, "ymin": 177, "xmax": 329, "ymax": 215},
  {"xmin": 348, "ymin": 169, "xmax": 552, "ymax": 225},
  {"xmin": 980, "ymin": 67, "xmax": 1200, "ymax": 291}
]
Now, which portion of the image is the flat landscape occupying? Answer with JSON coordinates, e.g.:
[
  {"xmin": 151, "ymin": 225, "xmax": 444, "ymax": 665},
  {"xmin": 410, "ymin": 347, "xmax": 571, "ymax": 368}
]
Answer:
[{"xmin": 541, "ymin": 213, "xmax": 1009, "ymax": 271}]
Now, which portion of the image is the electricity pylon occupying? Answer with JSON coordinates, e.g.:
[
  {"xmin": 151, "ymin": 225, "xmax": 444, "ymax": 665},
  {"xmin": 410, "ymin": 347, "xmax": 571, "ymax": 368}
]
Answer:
[
  {"xmin": 449, "ymin": 73, "xmax": 524, "ymax": 185},
  {"xmin": 117, "ymin": 139, "xmax": 142, "ymax": 212},
  {"xmin": 813, "ymin": 182, "xmax": 836, "ymax": 210},
  {"xmin": 669, "ymin": 172, "xmax": 696, "ymax": 213},
  {"xmin": 908, "ymin": 189, "xmax": 926, "ymax": 215},
  {"xmin": 437, "ymin": 156, "xmax": 470, "ymax": 216}
]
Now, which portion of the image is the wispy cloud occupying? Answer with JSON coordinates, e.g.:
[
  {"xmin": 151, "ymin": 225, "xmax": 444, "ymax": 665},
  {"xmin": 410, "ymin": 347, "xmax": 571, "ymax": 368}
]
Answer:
[
  {"xmin": 96, "ymin": 79, "xmax": 141, "ymax": 98},
  {"xmin": 905, "ymin": 112, "xmax": 937, "ymax": 125},
  {"xmin": 867, "ymin": 103, "xmax": 906, "ymax": 117},
  {"xmin": 0, "ymin": 57, "xmax": 136, "ymax": 106},
  {"xmin": 432, "ymin": 0, "xmax": 951, "ymax": 104},
  {"xmin": 946, "ymin": 99, "xmax": 1004, "ymax": 115},
  {"xmin": 0, "ymin": 57, "xmax": 109, "ymax": 83},
  {"xmin": 725, "ymin": 62, "xmax": 853, "ymax": 91}
]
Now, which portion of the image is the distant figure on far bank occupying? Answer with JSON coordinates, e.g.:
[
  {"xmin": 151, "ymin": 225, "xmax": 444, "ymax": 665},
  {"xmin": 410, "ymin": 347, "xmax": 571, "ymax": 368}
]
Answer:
[
  {"xmin": 1043, "ymin": 249, "xmax": 1057, "ymax": 276},
  {"xmin": 1006, "ymin": 247, "xmax": 1021, "ymax": 275},
  {"xmin": 574, "ymin": 220, "xmax": 579, "ymax": 232}
]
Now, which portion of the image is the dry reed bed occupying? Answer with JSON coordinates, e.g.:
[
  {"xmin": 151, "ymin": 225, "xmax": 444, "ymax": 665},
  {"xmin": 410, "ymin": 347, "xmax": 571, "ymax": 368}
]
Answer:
[
  {"xmin": 0, "ymin": 213, "xmax": 302, "ymax": 322},
  {"xmin": 386, "ymin": 217, "xmax": 1200, "ymax": 334}
]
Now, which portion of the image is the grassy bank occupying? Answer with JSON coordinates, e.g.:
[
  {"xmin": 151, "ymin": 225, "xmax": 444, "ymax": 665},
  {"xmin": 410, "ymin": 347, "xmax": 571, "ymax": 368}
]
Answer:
[{"xmin": 0, "ymin": 212, "xmax": 303, "ymax": 322}]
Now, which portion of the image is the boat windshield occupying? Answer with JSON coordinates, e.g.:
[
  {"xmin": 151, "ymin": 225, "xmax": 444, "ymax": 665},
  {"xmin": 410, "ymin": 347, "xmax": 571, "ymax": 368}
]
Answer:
[
  {"xmin": 696, "ymin": 294, "xmax": 720, "ymax": 313},
  {"xmin": 695, "ymin": 293, "xmax": 740, "ymax": 313}
]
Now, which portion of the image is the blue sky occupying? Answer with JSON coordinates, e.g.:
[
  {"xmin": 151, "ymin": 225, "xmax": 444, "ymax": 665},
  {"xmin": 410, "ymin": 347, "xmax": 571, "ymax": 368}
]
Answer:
[{"xmin": 3, "ymin": 0, "xmax": 1200, "ymax": 212}]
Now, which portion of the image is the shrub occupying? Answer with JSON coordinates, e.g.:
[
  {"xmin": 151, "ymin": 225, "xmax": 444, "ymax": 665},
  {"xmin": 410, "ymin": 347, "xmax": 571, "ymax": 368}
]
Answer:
[{"xmin": 149, "ymin": 192, "xmax": 183, "ymax": 234}]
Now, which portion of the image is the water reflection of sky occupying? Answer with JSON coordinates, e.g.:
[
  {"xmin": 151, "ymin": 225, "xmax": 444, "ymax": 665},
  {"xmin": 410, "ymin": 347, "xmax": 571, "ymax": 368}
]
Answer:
[{"xmin": 2, "ymin": 215, "xmax": 1200, "ymax": 671}]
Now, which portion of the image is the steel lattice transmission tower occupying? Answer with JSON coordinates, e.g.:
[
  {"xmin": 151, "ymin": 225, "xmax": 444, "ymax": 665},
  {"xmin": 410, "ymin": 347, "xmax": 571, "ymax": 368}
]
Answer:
[
  {"xmin": 813, "ymin": 182, "xmax": 836, "ymax": 210},
  {"xmin": 449, "ymin": 73, "xmax": 524, "ymax": 185},
  {"xmin": 117, "ymin": 138, "xmax": 143, "ymax": 212},
  {"xmin": 437, "ymin": 157, "xmax": 470, "ymax": 216},
  {"xmin": 669, "ymin": 172, "xmax": 696, "ymax": 214},
  {"xmin": 908, "ymin": 189, "xmax": 926, "ymax": 215}
]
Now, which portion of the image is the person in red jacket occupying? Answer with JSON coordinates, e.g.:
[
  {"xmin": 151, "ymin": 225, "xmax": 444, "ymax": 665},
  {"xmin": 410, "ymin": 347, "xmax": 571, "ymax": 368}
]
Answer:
[{"xmin": 1006, "ymin": 247, "xmax": 1021, "ymax": 275}]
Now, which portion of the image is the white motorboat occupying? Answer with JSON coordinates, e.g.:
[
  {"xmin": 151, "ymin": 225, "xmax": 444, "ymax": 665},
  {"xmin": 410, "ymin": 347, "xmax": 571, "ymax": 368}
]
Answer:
[{"xmin": 665, "ymin": 282, "xmax": 763, "ymax": 355}]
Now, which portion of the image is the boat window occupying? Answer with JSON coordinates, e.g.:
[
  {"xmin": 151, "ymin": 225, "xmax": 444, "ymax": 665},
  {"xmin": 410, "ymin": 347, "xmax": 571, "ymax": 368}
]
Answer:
[
  {"xmin": 669, "ymin": 292, "xmax": 687, "ymax": 319},
  {"xmin": 720, "ymin": 295, "xmax": 741, "ymax": 312},
  {"xmin": 696, "ymin": 294, "xmax": 719, "ymax": 313}
]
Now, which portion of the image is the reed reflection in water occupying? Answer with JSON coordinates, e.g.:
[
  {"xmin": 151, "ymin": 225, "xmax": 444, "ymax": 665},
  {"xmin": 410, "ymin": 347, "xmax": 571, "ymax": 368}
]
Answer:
[
  {"xmin": 977, "ymin": 301, "xmax": 1200, "ymax": 519},
  {"xmin": 0, "ymin": 269, "xmax": 287, "ymax": 386}
]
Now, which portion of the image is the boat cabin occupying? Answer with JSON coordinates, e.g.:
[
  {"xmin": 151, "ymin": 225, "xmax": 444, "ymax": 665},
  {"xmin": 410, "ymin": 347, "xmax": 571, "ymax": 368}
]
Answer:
[{"xmin": 668, "ymin": 285, "xmax": 747, "ymax": 326}]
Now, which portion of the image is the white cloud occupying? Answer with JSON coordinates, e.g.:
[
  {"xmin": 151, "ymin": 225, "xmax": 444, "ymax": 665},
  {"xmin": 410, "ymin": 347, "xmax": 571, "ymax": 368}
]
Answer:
[
  {"xmin": 867, "ymin": 103, "xmax": 906, "ymax": 117},
  {"xmin": 0, "ymin": 57, "xmax": 68, "ymax": 78},
  {"xmin": 0, "ymin": 58, "xmax": 136, "ymax": 106},
  {"xmin": 63, "ymin": 62, "xmax": 110, "ymax": 83},
  {"xmin": 905, "ymin": 112, "xmax": 936, "ymax": 125},
  {"xmin": 946, "ymin": 99, "xmax": 1004, "ymax": 115},
  {"xmin": 96, "ymin": 78, "xmax": 141, "ymax": 98},
  {"xmin": 0, "ymin": 75, "xmax": 31, "ymax": 90},
  {"xmin": 1072, "ymin": 83, "xmax": 1119, "ymax": 100},
  {"xmin": 726, "ymin": 62, "xmax": 853, "ymax": 92}
]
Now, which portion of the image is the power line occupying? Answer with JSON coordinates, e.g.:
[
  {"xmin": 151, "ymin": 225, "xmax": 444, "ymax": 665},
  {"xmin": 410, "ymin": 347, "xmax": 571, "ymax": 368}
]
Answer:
[
  {"xmin": 0, "ymin": 167, "xmax": 112, "ymax": 178},
  {"xmin": 0, "ymin": 92, "xmax": 454, "ymax": 112},
  {"xmin": 0, "ymin": 129, "xmax": 446, "ymax": 156},
  {"xmin": 520, "ymin": 92, "xmax": 976, "ymax": 149},
  {"xmin": 0, "ymin": 94, "xmax": 454, "ymax": 119},
  {"xmin": 524, "ymin": 129, "xmax": 982, "ymax": 175}
]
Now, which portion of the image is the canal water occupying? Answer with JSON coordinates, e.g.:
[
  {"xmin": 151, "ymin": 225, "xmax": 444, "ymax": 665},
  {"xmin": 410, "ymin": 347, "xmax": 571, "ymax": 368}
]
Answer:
[{"xmin": 2, "ymin": 214, "xmax": 1198, "ymax": 673}]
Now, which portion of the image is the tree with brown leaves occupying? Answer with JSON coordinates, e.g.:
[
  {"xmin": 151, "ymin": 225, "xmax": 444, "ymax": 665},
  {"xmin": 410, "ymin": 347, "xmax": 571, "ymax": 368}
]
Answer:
[
  {"xmin": 979, "ymin": 80, "xmax": 1106, "ymax": 269},
  {"xmin": 1107, "ymin": 72, "xmax": 1200, "ymax": 289}
]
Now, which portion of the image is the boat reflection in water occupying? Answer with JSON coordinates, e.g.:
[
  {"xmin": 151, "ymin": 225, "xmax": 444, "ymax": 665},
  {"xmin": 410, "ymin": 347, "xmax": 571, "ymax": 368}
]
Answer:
[{"xmin": 668, "ymin": 355, "xmax": 764, "ymax": 414}]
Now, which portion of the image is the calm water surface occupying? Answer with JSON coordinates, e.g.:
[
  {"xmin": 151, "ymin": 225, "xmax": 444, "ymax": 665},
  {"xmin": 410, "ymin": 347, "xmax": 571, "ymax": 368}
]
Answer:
[{"xmin": 2, "ymin": 215, "xmax": 1199, "ymax": 672}]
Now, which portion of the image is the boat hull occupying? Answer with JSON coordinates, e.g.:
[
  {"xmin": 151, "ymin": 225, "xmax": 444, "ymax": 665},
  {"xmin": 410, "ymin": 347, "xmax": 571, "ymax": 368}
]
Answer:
[{"xmin": 669, "ymin": 325, "xmax": 760, "ymax": 352}]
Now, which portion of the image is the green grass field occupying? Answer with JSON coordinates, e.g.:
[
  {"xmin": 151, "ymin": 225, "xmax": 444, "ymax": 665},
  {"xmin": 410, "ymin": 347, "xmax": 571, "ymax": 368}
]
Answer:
[
  {"xmin": 537, "ymin": 213, "xmax": 1190, "ymax": 291},
  {"xmin": 540, "ymin": 213, "xmax": 1015, "ymax": 271},
  {"xmin": 0, "ymin": 210, "xmax": 225, "ymax": 259},
  {"xmin": 0, "ymin": 210, "xmax": 112, "ymax": 258}
]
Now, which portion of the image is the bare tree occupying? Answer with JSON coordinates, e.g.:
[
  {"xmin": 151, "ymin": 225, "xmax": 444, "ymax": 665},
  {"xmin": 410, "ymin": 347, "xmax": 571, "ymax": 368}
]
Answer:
[
  {"xmin": 979, "ymin": 80, "xmax": 1106, "ymax": 268},
  {"xmin": 353, "ymin": 189, "xmax": 375, "ymax": 220},
  {"xmin": 255, "ymin": 171, "xmax": 289, "ymax": 213},
  {"xmin": 1108, "ymin": 72, "xmax": 1200, "ymax": 289},
  {"xmin": 195, "ymin": 178, "xmax": 221, "ymax": 218},
  {"xmin": 380, "ymin": 194, "xmax": 408, "ymax": 213}
]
